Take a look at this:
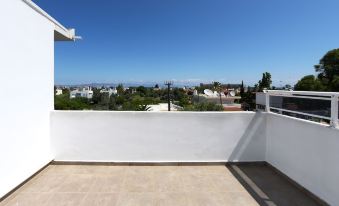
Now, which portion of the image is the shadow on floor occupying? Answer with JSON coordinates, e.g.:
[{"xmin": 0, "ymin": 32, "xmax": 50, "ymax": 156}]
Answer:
[{"xmin": 226, "ymin": 164, "xmax": 327, "ymax": 206}]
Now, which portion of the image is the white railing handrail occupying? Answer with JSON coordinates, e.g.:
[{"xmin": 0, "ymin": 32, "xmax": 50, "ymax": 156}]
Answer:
[
  {"xmin": 265, "ymin": 90, "xmax": 339, "ymax": 96},
  {"xmin": 263, "ymin": 90, "xmax": 339, "ymax": 128}
]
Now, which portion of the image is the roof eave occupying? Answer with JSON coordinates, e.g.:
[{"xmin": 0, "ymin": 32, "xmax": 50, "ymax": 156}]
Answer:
[
  {"xmin": 22, "ymin": 0, "xmax": 78, "ymax": 41},
  {"xmin": 54, "ymin": 27, "xmax": 76, "ymax": 41}
]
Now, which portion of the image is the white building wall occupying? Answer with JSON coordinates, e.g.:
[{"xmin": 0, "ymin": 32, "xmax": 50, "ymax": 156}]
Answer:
[
  {"xmin": 266, "ymin": 113, "xmax": 339, "ymax": 206},
  {"xmin": 51, "ymin": 111, "xmax": 267, "ymax": 162},
  {"xmin": 0, "ymin": 0, "xmax": 54, "ymax": 198},
  {"xmin": 256, "ymin": 92, "xmax": 266, "ymax": 106}
]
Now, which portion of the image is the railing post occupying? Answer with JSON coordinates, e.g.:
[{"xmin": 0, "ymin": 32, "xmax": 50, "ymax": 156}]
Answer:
[
  {"xmin": 265, "ymin": 91, "xmax": 270, "ymax": 112},
  {"xmin": 330, "ymin": 94, "xmax": 339, "ymax": 128}
]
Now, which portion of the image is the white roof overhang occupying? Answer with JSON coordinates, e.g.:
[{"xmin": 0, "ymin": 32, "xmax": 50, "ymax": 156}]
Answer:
[{"xmin": 22, "ymin": 0, "xmax": 80, "ymax": 41}]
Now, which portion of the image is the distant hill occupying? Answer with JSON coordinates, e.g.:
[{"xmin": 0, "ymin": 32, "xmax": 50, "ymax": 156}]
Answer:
[
  {"xmin": 56, "ymin": 81, "xmax": 200, "ymax": 88},
  {"xmin": 56, "ymin": 81, "xmax": 244, "ymax": 88}
]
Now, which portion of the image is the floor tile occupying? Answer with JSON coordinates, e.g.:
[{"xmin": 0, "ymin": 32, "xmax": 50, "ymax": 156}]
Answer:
[
  {"xmin": 56, "ymin": 174, "xmax": 95, "ymax": 193},
  {"xmin": 155, "ymin": 192, "xmax": 189, "ymax": 206},
  {"xmin": 116, "ymin": 192, "xmax": 156, "ymax": 206},
  {"xmin": 80, "ymin": 193, "xmax": 119, "ymax": 206},
  {"xmin": 0, "ymin": 164, "xmax": 324, "ymax": 206},
  {"xmin": 90, "ymin": 174, "xmax": 124, "ymax": 193},
  {"xmin": 1, "ymin": 193, "xmax": 52, "ymax": 206},
  {"xmin": 46, "ymin": 193, "xmax": 86, "ymax": 206},
  {"xmin": 122, "ymin": 174, "xmax": 156, "ymax": 193}
]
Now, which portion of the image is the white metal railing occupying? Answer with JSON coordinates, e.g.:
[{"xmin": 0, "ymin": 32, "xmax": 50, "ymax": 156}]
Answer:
[{"xmin": 264, "ymin": 90, "xmax": 339, "ymax": 128}]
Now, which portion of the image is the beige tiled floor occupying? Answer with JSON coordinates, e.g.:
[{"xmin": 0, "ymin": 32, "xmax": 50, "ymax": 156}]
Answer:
[{"xmin": 0, "ymin": 165, "xmax": 258, "ymax": 206}]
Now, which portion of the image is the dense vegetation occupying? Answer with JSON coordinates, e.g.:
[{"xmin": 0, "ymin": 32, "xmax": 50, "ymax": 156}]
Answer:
[
  {"xmin": 183, "ymin": 102, "xmax": 224, "ymax": 111},
  {"xmin": 54, "ymin": 89, "xmax": 91, "ymax": 110},
  {"xmin": 295, "ymin": 49, "xmax": 339, "ymax": 91},
  {"xmin": 55, "ymin": 85, "xmax": 226, "ymax": 111}
]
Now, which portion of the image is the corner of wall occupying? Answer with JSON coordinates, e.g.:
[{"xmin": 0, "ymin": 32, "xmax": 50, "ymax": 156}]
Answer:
[{"xmin": 263, "ymin": 112, "xmax": 268, "ymax": 163}]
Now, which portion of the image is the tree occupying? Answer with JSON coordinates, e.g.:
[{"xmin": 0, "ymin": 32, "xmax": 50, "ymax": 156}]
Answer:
[
  {"xmin": 183, "ymin": 102, "xmax": 224, "ymax": 111},
  {"xmin": 258, "ymin": 72, "xmax": 272, "ymax": 91},
  {"xmin": 331, "ymin": 76, "xmax": 339, "ymax": 91},
  {"xmin": 213, "ymin": 81, "xmax": 223, "ymax": 106},
  {"xmin": 241, "ymin": 87, "xmax": 256, "ymax": 111},
  {"xmin": 136, "ymin": 104, "xmax": 151, "ymax": 111},
  {"xmin": 283, "ymin": 84, "xmax": 292, "ymax": 90},
  {"xmin": 108, "ymin": 95, "xmax": 117, "ymax": 110},
  {"xmin": 178, "ymin": 94, "xmax": 190, "ymax": 107},
  {"xmin": 315, "ymin": 49, "xmax": 339, "ymax": 91},
  {"xmin": 92, "ymin": 92, "xmax": 110, "ymax": 110},
  {"xmin": 54, "ymin": 94, "xmax": 91, "ymax": 110},
  {"xmin": 115, "ymin": 95, "xmax": 125, "ymax": 105},
  {"xmin": 240, "ymin": 80, "xmax": 245, "ymax": 96},
  {"xmin": 136, "ymin": 86, "xmax": 147, "ymax": 96},
  {"xmin": 172, "ymin": 88, "xmax": 190, "ymax": 107},
  {"xmin": 294, "ymin": 75, "xmax": 325, "ymax": 91},
  {"xmin": 91, "ymin": 88, "xmax": 102, "ymax": 104},
  {"xmin": 117, "ymin": 84, "xmax": 124, "ymax": 95},
  {"xmin": 62, "ymin": 88, "xmax": 70, "ymax": 96}
]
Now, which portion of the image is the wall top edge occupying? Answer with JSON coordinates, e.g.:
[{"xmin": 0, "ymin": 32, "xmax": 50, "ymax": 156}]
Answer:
[{"xmin": 50, "ymin": 110, "xmax": 256, "ymax": 115}]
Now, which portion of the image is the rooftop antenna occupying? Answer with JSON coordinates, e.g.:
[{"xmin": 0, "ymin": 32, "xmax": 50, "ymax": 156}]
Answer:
[
  {"xmin": 204, "ymin": 89, "xmax": 214, "ymax": 96},
  {"xmin": 164, "ymin": 80, "xmax": 173, "ymax": 111}
]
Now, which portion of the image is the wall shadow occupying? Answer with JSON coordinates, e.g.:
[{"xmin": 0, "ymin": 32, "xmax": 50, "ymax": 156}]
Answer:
[
  {"xmin": 228, "ymin": 112, "xmax": 266, "ymax": 161},
  {"xmin": 226, "ymin": 164, "xmax": 326, "ymax": 206}
]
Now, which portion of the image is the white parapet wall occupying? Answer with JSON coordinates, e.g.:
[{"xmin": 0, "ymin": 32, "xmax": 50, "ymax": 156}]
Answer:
[
  {"xmin": 266, "ymin": 113, "xmax": 339, "ymax": 206},
  {"xmin": 51, "ymin": 110, "xmax": 339, "ymax": 205},
  {"xmin": 51, "ymin": 111, "xmax": 267, "ymax": 162}
]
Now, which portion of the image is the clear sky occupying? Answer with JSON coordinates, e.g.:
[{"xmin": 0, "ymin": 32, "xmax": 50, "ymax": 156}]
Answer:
[{"xmin": 34, "ymin": 0, "xmax": 339, "ymax": 86}]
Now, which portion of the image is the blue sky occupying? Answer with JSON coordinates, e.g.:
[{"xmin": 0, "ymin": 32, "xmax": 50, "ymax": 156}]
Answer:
[{"xmin": 34, "ymin": 0, "xmax": 339, "ymax": 86}]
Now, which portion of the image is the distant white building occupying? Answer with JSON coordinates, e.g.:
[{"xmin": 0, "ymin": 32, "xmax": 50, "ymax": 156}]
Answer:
[
  {"xmin": 55, "ymin": 88, "xmax": 63, "ymax": 96},
  {"xmin": 148, "ymin": 103, "xmax": 183, "ymax": 112},
  {"xmin": 70, "ymin": 87, "xmax": 93, "ymax": 99},
  {"xmin": 100, "ymin": 88, "xmax": 117, "ymax": 96}
]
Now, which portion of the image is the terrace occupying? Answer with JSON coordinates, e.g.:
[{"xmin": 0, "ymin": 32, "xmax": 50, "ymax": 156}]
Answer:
[
  {"xmin": 1, "ymin": 1, "xmax": 339, "ymax": 205},
  {"xmin": 0, "ymin": 164, "xmax": 322, "ymax": 206},
  {"xmin": 1, "ymin": 90, "xmax": 339, "ymax": 205}
]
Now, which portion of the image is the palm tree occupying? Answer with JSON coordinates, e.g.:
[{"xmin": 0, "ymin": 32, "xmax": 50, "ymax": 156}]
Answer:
[
  {"xmin": 213, "ymin": 81, "xmax": 223, "ymax": 106},
  {"xmin": 137, "ymin": 104, "xmax": 151, "ymax": 111}
]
